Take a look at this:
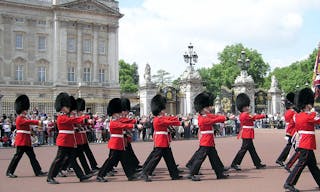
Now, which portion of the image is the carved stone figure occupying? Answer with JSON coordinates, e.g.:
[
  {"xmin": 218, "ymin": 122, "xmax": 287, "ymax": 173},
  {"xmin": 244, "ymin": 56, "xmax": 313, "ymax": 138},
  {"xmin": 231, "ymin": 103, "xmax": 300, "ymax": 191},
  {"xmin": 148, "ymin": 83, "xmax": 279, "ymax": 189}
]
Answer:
[{"xmin": 144, "ymin": 63, "xmax": 151, "ymax": 82}]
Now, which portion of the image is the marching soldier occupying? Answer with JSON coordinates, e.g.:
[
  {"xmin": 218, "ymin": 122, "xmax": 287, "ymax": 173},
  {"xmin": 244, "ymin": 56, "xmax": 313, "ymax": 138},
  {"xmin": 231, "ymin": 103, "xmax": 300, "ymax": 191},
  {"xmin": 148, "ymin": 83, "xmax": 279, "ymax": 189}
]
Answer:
[
  {"xmin": 140, "ymin": 94, "xmax": 182, "ymax": 182},
  {"xmin": 6, "ymin": 95, "xmax": 47, "ymax": 178},
  {"xmin": 76, "ymin": 98, "xmax": 99, "ymax": 172},
  {"xmin": 187, "ymin": 91, "xmax": 231, "ymax": 181},
  {"xmin": 46, "ymin": 92, "xmax": 92, "ymax": 184},
  {"xmin": 96, "ymin": 98, "xmax": 139, "ymax": 182},
  {"xmin": 284, "ymin": 88, "xmax": 320, "ymax": 191},
  {"xmin": 231, "ymin": 93, "xmax": 267, "ymax": 171},
  {"xmin": 120, "ymin": 98, "xmax": 143, "ymax": 171},
  {"xmin": 276, "ymin": 92, "xmax": 297, "ymax": 166}
]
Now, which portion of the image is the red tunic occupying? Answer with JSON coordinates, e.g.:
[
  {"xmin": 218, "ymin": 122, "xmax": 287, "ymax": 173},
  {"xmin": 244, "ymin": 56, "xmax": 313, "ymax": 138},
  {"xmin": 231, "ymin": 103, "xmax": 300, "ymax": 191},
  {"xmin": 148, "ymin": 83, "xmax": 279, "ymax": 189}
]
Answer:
[
  {"xmin": 238, "ymin": 112, "xmax": 266, "ymax": 139},
  {"xmin": 153, "ymin": 116, "xmax": 181, "ymax": 147},
  {"xmin": 107, "ymin": 119, "xmax": 134, "ymax": 150},
  {"xmin": 198, "ymin": 113, "xmax": 227, "ymax": 147},
  {"xmin": 55, "ymin": 114, "xmax": 87, "ymax": 148},
  {"xmin": 295, "ymin": 112, "xmax": 319, "ymax": 150},
  {"xmin": 14, "ymin": 115, "xmax": 40, "ymax": 147},
  {"xmin": 284, "ymin": 109, "xmax": 296, "ymax": 136},
  {"xmin": 119, "ymin": 117, "xmax": 137, "ymax": 144}
]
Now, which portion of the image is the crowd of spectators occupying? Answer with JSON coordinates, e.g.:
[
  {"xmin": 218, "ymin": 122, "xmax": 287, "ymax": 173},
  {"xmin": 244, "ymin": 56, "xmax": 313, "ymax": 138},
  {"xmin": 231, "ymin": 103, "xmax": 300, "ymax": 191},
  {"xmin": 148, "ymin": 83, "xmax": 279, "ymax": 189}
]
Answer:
[{"xmin": 1, "ymin": 108, "xmax": 295, "ymax": 148}]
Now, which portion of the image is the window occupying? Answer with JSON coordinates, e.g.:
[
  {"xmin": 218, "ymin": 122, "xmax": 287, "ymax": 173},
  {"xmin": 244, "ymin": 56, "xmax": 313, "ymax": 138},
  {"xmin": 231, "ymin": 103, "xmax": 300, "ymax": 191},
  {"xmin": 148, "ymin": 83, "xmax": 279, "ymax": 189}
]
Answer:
[
  {"xmin": 15, "ymin": 17, "xmax": 24, "ymax": 23},
  {"xmin": 38, "ymin": 36, "xmax": 46, "ymax": 51},
  {"xmin": 38, "ymin": 67, "xmax": 46, "ymax": 82},
  {"xmin": 98, "ymin": 41, "xmax": 105, "ymax": 54},
  {"xmin": 67, "ymin": 37, "xmax": 76, "ymax": 52},
  {"xmin": 83, "ymin": 39, "xmax": 91, "ymax": 53},
  {"xmin": 98, "ymin": 69, "xmax": 105, "ymax": 82},
  {"xmin": 15, "ymin": 34, "xmax": 23, "ymax": 49},
  {"xmin": 83, "ymin": 68, "xmax": 91, "ymax": 82},
  {"xmin": 67, "ymin": 67, "xmax": 75, "ymax": 82},
  {"xmin": 15, "ymin": 65, "xmax": 23, "ymax": 81},
  {"xmin": 38, "ymin": 20, "xmax": 46, "ymax": 25}
]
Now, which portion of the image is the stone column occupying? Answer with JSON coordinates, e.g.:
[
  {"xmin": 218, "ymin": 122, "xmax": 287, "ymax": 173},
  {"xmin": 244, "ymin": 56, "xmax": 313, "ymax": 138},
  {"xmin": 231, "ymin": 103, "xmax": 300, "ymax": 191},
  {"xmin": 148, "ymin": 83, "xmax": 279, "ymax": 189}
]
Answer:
[
  {"xmin": 107, "ymin": 25, "xmax": 119, "ymax": 86},
  {"xmin": 52, "ymin": 10, "xmax": 61, "ymax": 85},
  {"xmin": 92, "ymin": 26, "xmax": 98, "ymax": 82},
  {"xmin": 77, "ymin": 25, "xmax": 82, "ymax": 83}
]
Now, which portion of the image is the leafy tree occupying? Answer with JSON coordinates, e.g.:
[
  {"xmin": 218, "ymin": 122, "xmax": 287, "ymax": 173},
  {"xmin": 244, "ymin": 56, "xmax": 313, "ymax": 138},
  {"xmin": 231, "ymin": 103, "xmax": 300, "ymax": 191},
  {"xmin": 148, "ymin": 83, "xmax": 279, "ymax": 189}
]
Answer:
[
  {"xmin": 119, "ymin": 60, "xmax": 139, "ymax": 93},
  {"xmin": 152, "ymin": 69, "xmax": 173, "ymax": 88},
  {"xmin": 263, "ymin": 49, "xmax": 317, "ymax": 93},
  {"xmin": 199, "ymin": 43, "xmax": 270, "ymax": 96}
]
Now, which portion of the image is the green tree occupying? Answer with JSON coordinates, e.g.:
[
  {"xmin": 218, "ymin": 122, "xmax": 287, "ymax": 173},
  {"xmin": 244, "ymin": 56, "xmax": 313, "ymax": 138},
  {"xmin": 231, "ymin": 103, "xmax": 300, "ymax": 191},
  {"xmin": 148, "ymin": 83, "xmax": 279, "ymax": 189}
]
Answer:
[
  {"xmin": 199, "ymin": 43, "xmax": 270, "ymax": 96},
  {"xmin": 263, "ymin": 49, "xmax": 317, "ymax": 93},
  {"xmin": 152, "ymin": 69, "xmax": 173, "ymax": 88},
  {"xmin": 119, "ymin": 60, "xmax": 139, "ymax": 93}
]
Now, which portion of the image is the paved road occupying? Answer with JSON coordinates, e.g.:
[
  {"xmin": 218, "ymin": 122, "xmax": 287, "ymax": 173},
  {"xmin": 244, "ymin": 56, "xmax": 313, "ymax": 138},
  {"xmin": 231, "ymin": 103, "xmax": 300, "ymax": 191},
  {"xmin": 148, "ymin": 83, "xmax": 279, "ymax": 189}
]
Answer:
[{"xmin": 0, "ymin": 129, "xmax": 319, "ymax": 192}]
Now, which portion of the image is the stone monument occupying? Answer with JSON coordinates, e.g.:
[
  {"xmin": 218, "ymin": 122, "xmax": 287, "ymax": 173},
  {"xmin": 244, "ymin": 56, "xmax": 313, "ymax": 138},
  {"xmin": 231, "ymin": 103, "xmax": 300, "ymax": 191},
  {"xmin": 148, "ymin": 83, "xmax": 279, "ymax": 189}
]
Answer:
[
  {"xmin": 139, "ymin": 63, "xmax": 157, "ymax": 116},
  {"xmin": 179, "ymin": 65, "xmax": 204, "ymax": 115},
  {"xmin": 268, "ymin": 75, "xmax": 282, "ymax": 116}
]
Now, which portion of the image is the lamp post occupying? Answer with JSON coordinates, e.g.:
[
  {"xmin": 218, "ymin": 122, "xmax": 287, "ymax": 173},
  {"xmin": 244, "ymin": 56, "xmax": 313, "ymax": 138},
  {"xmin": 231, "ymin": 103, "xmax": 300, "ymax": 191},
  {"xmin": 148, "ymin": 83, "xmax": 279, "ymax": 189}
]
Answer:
[
  {"xmin": 183, "ymin": 43, "xmax": 198, "ymax": 67},
  {"xmin": 237, "ymin": 50, "xmax": 250, "ymax": 71}
]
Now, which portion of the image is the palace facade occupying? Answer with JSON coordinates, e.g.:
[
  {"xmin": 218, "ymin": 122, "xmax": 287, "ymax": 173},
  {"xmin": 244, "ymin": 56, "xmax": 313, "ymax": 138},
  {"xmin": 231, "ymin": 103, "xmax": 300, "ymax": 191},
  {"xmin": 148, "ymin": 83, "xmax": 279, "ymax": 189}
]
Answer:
[{"xmin": 0, "ymin": 0, "xmax": 122, "ymax": 115}]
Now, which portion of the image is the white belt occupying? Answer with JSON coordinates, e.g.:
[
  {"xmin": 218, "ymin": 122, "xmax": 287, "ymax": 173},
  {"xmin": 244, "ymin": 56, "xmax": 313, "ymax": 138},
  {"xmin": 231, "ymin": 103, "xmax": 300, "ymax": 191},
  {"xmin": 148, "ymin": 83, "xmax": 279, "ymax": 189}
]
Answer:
[
  {"xmin": 59, "ymin": 130, "xmax": 75, "ymax": 134},
  {"xmin": 155, "ymin": 131, "xmax": 168, "ymax": 135},
  {"xmin": 16, "ymin": 130, "xmax": 31, "ymax": 134},
  {"xmin": 111, "ymin": 134, "xmax": 124, "ymax": 138},
  {"xmin": 298, "ymin": 131, "xmax": 315, "ymax": 135},
  {"xmin": 79, "ymin": 131, "xmax": 86, "ymax": 133},
  {"xmin": 242, "ymin": 126, "xmax": 254, "ymax": 129},
  {"xmin": 285, "ymin": 123, "xmax": 289, "ymax": 125},
  {"xmin": 200, "ymin": 130, "xmax": 214, "ymax": 134}
]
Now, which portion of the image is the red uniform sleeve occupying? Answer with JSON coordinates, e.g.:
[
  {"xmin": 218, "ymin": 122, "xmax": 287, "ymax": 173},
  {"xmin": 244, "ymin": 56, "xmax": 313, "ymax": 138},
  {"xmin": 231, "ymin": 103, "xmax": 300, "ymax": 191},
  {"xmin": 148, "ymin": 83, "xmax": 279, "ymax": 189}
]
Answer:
[
  {"xmin": 59, "ymin": 115, "xmax": 87, "ymax": 125},
  {"xmin": 201, "ymin": 114, "xmax": 226, "ymax": 126},
  {"xmin": 158, "ymin": 117, "xmax": 181, "ymax": 127},
  {"xmin": 19, "ymin": 118, "xmax": 40, "ymax": 127},
  {"xmin": 110, "ymin": 121, "xmax": 134, "ymax": 130},
  {"xmin": 252, "ymin": 114, "xmax": 266, "ymax": 120}
]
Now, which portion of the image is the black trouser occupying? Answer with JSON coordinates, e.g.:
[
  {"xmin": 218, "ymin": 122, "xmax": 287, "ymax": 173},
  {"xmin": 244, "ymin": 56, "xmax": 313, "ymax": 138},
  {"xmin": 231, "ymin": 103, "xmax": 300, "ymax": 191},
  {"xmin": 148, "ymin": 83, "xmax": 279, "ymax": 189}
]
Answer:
[
  {"xmin": 142, "ymin": 147, "xmax": 179, "ymax": 178},
  {"xmin": 98, "ymin": 149, "xmax": 136, "ymax": 178},
  {"xmin": 231, "ymin": 138, "xmax": 262, "ymax": 166},
  {"xmin": 143, "ymin": 148, "xmax": 156, "ymax": 169},
  {"xmin": 286, "ymin": 148, "xmax": 320, "ymax": 187},
  {"xmin": 189, "ymin": 146, "xmax": 224, "ymax": 177},
  {"xmin": 285, "ymin": 148, "xmax": 301, "ymax": 169},
  {"xmin": 82, "ymin": 143, "xmax": 98, "ymax": 169},
  {"xmin": 6, "ymin": 146, "xmax": 42, "ymax": 175},
  {"xmin": 276, "ymin": 135, "xmax": 292, "ymax": 162},
  {"xmin": 47, "ymin": 146, "xmax": 85, "ymax": 179},
  {"xmin": 76, "ymin": 144, "xmax": 91, "ymax": 175},
  {"xmin": 186, "ymin": 146, "xmax": 225, "ymax": 170},
  {"xmin": 123, "ymin": 142, "xmax": 140, "ymax": 168}
]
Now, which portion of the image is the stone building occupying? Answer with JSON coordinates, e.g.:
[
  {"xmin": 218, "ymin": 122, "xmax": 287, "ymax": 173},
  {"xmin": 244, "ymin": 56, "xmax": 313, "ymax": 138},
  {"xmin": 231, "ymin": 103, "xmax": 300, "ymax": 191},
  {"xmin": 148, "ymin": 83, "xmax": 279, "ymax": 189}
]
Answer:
[{"xmin": 0, "ymin": 0, "xmax": 122, "ymax": 115}]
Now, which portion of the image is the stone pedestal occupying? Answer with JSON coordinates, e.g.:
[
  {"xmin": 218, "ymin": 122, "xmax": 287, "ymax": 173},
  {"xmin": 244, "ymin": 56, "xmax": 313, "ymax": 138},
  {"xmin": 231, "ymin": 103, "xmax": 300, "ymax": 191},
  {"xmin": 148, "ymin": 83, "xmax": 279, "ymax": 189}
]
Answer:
[
  {"xmin": 139, "ymin": 82, "xmax": 157, "ymax": 116},
  {"xmin": 234, "ymin": 70, "xmax": 256, "ymax": 113},
  {"xmin": 268, "ymin": 75, "xmax": 282, "ymax": 116},
  {"xmin": 179, "ymin": 66, "xmax": 204, "ymax": 115}
]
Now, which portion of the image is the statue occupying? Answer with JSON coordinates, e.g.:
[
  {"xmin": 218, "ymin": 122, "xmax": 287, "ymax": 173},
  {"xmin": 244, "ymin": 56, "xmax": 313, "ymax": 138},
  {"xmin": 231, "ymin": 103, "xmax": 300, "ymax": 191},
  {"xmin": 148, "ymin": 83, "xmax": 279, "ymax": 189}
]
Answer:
[
  {"xmin": 271, "ymin": 75, "xmax": 278, "ymax": 88},
  {"xmin": 144, "ymin": 63, "xmax": 151, "ymax": 83}
]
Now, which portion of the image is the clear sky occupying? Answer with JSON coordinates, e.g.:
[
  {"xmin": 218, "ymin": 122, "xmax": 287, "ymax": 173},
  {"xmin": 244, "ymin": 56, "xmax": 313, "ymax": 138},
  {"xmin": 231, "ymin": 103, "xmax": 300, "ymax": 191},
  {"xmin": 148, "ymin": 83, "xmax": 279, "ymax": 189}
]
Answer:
[{"xmin": 117, "ymin": 0, "xmax": 320, "ymax": 81}]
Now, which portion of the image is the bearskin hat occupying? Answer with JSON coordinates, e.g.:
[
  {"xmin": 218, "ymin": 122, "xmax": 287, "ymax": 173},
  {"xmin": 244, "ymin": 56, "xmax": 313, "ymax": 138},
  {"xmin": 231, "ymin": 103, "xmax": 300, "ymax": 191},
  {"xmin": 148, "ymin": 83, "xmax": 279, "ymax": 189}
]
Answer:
[
  {"xmin": 236, "ymin": 93, "xmax": 250, "ymax": 112},
  {"xmin": 194, "ymin": 91, "xmax": 211, "ymax": 112},
  {"xmin": 285, "ymin": 92, "xmax": 295, "ymax": 109},
  {"xmin": 54, "ymin": 92, "xmax": 71, "ymax": 112},
  {"xmin": 69, "ymin": 96, "xmax": 77, "ymax": 112},
  {"xmin": 76, "ymin": 98, "xmax": 86, "ymax": 112},
  {"xmin": 107, "ymin": 98, "xmax": 122, "ymax": 116},
  {"xmin": 151, "ymin": 94, "xmax": 166, "ymax": 116},
  {"xmin": 296, "ymin": 88, "xmax": 314, "ymax": 110},
  {"xmin": 121, "ymin": 98, "xmax": 131, "ymax": 111},
  {"xmin": 14, "ymin": 94, "xmax": 30, "ymax": 114}
]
